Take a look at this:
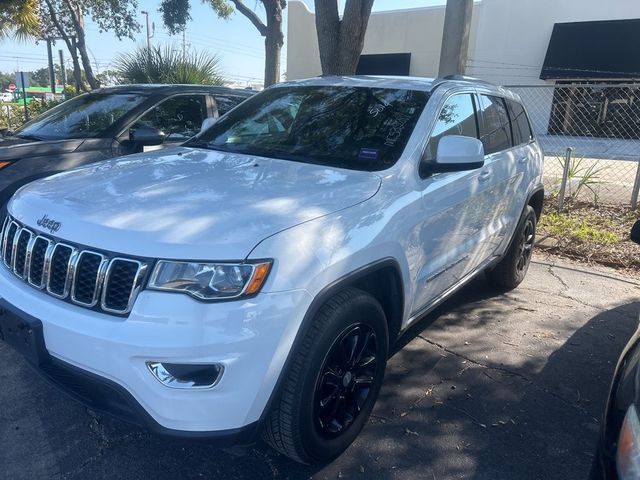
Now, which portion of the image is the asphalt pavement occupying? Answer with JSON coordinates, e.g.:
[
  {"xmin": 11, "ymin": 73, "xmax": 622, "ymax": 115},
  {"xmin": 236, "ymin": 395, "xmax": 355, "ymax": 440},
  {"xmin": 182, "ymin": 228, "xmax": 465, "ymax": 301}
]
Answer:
[{"xmin": 1, "ymin": 253, "xmax": 639, "ymax": 480}]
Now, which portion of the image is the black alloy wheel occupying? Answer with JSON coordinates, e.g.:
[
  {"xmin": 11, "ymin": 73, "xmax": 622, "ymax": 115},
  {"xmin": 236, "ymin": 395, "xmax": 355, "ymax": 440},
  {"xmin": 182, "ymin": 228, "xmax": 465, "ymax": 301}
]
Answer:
[
  {"xmin": 486, "ymin": 205, "xmax": 537, "ymax": 289},
  {"xmin": 314, "ymin": 324, "xmax": 378, "ymax": 437},
  {"xmin": 516, "ymin": 217, "xmax": 535, "ymax": 273},
  {"xmin": 262, "ymin": 287, "xmax": 388, "ymax": 464}
]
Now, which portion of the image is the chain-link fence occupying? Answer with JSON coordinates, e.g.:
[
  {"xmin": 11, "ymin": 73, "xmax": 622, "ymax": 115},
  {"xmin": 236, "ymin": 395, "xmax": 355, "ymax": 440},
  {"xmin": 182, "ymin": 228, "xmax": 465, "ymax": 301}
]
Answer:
[{"xmin": 506, "ymin": 84, "xmax": 640, "ymax": 209}]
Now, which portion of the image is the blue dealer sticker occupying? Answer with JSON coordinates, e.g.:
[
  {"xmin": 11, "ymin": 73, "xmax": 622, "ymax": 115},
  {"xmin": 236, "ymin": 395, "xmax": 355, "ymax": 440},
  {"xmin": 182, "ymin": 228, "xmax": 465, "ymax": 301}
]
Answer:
[{"xmin": 359, "ymin": 148, "xmax": 379, "ymax": 160}]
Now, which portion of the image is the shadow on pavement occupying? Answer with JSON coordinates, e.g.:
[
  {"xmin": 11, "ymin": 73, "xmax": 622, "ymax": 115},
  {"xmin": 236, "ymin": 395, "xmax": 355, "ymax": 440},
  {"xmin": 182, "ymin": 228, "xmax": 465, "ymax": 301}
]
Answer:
[{"xmin": 1, "ymin": 277, "xmax": 638, "ymax": 479}]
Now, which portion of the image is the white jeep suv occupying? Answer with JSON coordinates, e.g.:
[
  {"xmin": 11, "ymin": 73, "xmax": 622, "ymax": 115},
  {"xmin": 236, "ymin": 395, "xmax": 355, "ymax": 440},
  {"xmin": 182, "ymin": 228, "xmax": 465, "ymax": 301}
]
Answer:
[{"xmin": 0, "ymin": 76, "xmax": 543, "ymax": 463}]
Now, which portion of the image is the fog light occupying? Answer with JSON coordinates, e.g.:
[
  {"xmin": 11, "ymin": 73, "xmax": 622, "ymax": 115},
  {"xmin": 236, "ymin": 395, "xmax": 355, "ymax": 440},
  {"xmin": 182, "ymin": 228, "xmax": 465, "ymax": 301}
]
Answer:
[{"xmin": 147, "ymin": 362, "xmax": 223, "ymax": 389}]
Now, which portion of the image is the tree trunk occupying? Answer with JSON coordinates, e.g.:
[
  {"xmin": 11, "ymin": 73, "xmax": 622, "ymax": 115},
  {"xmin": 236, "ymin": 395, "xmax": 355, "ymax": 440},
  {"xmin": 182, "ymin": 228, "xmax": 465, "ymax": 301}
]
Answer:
[
  {"xmin": 263, "ymin": 0, "xmax": 284, "ymax": 87},
  {"xmin": 314, "ymin": 0, "xmax": 374, "ymax": 76},
  {"xmin": 228, "ymin": 0, "xmax": 285, "ymax": 87},
  {"xmin": 63, "ymin": 0, "xmax": 99, "ymax": 89},
  {"xmin": 69, "ymin": 38, "xmax": 84, "ymax": 92},
  {"xmin": 43, "ymin": 0, "xmax": 87, "ymax": 92}
]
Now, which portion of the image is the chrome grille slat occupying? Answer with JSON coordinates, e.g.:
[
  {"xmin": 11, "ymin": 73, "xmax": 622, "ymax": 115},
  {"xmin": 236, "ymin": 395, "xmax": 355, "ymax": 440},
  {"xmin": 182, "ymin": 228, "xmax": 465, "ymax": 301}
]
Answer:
[
  {"xmin": 24, "ymin": 233, "xmax": 38, "ymax": 281},
  {"xmin": 13, "ymin": 228, "xmax": 34, "ymax": 278},
  {"xmin": 46, "ymin": 243, "xmax": 78, "ymax": 299},
  {"xmin": 0, "ymin": 217, "xmax": 8, "ymax": 261},
  {"xmin": 101, "ymin": 258, "xmax": 147, "ymax": 314},
  {"xmin": 1, "ymin": 216, "xmax": 146, "ymax": 316},
  {"xmin": 71, "ymin": 251, "xmax": 108, "ymax": 307},
  {"xmin": 28, "ymin": 236, "xmax": 52, "ymax": 289},
  {"xmin": 4, "ymin": 221, "xmax": 19, "ymax": 267}
]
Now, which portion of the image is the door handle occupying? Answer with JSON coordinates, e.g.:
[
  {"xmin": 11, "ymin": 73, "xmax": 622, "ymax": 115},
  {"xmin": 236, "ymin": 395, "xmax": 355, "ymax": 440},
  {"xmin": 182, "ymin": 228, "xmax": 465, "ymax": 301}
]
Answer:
[
  {"xmin": 478, "ymin": 170, "xmax": 492, "ymax": 182},
  {"xmin": 518, "ymin": 156, "xmax": 528, "ymax": 164}
]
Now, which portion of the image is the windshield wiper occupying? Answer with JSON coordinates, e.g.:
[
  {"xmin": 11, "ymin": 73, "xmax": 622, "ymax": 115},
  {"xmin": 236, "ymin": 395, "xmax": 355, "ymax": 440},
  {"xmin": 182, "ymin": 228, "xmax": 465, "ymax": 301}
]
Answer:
[
  {"xmin": 14, "ymin": 133, "xmax": 43, "ymax": 141},
  {"xmin": 186, "ymin": 142, "xmax": 328, "ymax": 167}
]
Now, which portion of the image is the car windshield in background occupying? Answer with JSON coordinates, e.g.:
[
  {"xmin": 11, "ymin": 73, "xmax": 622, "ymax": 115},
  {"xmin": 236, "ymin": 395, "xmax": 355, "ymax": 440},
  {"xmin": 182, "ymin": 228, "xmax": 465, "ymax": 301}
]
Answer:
[
  {"xmin": 190, "ymin": 86, "xmax": 429, "ymax": 171},
  {"xmin": 14, "ymin": 93, "xmax": 148, "ymax": 140}
]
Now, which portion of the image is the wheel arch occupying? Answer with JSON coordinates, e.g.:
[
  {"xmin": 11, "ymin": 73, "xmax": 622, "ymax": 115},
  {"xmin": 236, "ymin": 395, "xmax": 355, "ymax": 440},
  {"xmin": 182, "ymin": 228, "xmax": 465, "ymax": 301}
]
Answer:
[
  {"xmin": 527, "ymin": 186, "xmax": 545, "ymax": 221},
  {"xmin": 256, "ymin": 258, "xmax": 405, "ymax": 435}
]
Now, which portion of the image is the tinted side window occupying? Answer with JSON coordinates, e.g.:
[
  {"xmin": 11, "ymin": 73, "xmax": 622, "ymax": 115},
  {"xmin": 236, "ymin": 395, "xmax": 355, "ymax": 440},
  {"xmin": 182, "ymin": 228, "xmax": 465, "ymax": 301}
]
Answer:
[
  {"xmin": 134, "ymin": 95, "xmax": 208, "ymax": 141},
  {"xmin": 214, "ymin": 95, "xmax": 249, "ymax": 115},
  {"xmin": 507, "ymin": 99, "xmax": 533, "ymax": 145},
  {"xmin": 425, "ymin": 94, "xmax": 478, "ymax": 161},
  {"xmin": 478, "ymin": 95, "xmax": 512, "ymax": 154}
]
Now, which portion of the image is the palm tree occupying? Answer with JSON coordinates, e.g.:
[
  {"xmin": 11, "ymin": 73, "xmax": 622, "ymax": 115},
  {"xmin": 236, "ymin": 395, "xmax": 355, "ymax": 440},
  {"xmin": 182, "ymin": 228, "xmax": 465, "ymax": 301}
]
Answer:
[
  {"xmin": 0, "ymin": 0, "xmax": 40, "ymax": 40},
  {"xmin": 114, "ymin": 46, "xmax": 225, "ymax": 85}
]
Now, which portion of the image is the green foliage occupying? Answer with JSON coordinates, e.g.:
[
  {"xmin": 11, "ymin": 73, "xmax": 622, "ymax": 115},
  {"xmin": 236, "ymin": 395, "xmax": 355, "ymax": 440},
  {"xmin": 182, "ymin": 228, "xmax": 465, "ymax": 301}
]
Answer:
[
  {"xmin": 556, "ymin": 154, "xmax": 608, "ymax": 204},
  {"xmin": 41, "ymin": 0, "xmax": 141, "ymax": 40},
  {"xmin": 30, "ymin": 65, "xmax": 76, "ymax": 88},
  {"xmin": 114, "ymin": 46, "xmax": 225, "ymax": 85},
  {"xmin": 84, "ymin": 0, "xmax": 142, "ymax": 40},
  {"xmin": 0, "ymin": 0, "xmax": 40, "ymax": 40},
  {"xmin": 540, "ymin": 211, "xmax": 620, "ymax": 245},
  {"xmin": 0, "ymin": 71, "xmax": 15, "ymax": 90},
  {"xmin": 0, "ymin": 98, "xmax": 61, "ymax": 130},
  {"xmin": 160, "ymin": 0, "xmax": 233, "ymax": 35}
]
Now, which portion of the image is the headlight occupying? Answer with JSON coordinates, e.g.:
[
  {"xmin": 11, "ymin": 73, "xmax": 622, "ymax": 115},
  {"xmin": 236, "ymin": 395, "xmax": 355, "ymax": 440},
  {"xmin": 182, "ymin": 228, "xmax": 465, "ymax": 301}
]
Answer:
[
  {"xmin": 148, "ymin": 260, "xmax": 272, "ymax": 300},
  {"xmin": 617, "ymin": 404, "xmax": 640, "ymax": 480}
]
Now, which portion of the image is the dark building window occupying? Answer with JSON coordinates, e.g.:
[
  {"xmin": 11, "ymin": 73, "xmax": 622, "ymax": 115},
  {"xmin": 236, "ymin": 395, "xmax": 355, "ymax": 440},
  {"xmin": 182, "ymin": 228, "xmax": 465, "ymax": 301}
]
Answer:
[{"xmin": 356, "ymin": 53, "xmax": 411, "ymax": 76}]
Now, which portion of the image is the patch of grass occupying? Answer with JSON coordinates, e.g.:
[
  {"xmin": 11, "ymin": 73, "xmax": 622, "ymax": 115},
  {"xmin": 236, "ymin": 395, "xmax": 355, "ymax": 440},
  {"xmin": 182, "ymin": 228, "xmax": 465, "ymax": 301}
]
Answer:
[
  {"xmin": 540, "ymin": 211, "xmax": 620, "ymax": 245},
  {"xmin": 536, "ymin": 200, "xmax": 639, "ymax": 272}
]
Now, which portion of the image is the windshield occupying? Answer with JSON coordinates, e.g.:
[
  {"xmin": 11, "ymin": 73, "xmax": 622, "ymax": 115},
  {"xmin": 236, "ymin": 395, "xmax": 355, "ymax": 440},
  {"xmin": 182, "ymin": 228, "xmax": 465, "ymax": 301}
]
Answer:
[
  {"xmin": 15, "ymin": 92, "xmax": 148, "ymax": 140},
  {"xmin": 189, "ymin": 85, "xmax": 429, "ymax": 171}
]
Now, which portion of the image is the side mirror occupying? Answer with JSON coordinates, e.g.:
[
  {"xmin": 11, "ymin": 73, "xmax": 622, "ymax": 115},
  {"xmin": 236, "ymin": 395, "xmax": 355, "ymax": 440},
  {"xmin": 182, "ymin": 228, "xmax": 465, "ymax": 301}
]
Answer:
[
  {"xmin": 631, "ymin": 220, "xmax": 640, "ymax": 244},
  {"xmin": 130, "ymin": 126, "xmax": 166, "ymax": 146},
  {"xmin": 199, "ymin": 117, "xmax": 217, "ymax": 134},
  {"xmin": 422, "ymin": 135, "xmax": 485, "ymax": 175}
]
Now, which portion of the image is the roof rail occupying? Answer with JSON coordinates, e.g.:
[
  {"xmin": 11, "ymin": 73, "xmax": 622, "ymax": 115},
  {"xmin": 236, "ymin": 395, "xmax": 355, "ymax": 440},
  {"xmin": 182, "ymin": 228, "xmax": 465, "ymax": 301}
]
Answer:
[{"xmin": 429, "ymin": 74, "xmax": 496, "ymax": 92}]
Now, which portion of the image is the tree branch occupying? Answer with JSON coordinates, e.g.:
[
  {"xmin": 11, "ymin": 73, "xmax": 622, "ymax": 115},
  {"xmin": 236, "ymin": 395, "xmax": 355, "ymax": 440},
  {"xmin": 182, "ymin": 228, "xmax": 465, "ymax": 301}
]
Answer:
[{"xmin": 230, "ymin": 0, "xmax": 267, "ymax": 36}]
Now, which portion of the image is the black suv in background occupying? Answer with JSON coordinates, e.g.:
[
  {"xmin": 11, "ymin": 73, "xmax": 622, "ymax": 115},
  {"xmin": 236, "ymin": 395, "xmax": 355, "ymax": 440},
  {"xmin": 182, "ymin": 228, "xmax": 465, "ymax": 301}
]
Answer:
[{"xmin": 0, "ymin": 84, "xmax": 253, "ymax": 209}]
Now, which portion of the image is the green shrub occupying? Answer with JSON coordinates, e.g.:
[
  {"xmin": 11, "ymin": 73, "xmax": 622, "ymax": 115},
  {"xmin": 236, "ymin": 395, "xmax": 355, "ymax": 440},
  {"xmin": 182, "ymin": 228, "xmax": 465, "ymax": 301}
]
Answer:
[{"xmin": 114, "ymin": 46, "xmax": 225, "ymax": 85}]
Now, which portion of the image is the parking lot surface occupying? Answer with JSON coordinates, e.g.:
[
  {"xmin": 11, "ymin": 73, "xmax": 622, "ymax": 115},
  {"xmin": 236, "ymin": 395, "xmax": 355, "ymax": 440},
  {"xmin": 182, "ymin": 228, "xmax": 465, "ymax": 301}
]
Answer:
[{"xmin": 1, "ymin": 253, "xmax": 638, "ymax": 480}]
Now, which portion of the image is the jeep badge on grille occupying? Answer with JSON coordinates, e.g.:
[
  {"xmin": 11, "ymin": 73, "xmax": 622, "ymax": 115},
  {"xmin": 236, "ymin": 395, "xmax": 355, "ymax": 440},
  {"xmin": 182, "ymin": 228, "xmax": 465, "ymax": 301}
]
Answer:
[{"xmin": 36, "ymin": 214, "xmax": 61, "ymax": 234}]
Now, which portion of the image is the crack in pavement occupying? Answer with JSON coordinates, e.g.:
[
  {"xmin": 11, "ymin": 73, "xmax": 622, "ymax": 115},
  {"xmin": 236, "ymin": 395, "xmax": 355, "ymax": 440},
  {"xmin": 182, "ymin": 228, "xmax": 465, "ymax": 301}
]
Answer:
[
  {"xmin": 519, "ymin": 284, "xmax": 637, "ymax": 318},
  {"xmin": 416, "ymin": 334, "xmax": 594, "ymax": 419},
  {"xmin": 547, "ymin": 264, "xmax": 570, "ymax": 292},
  {"xmin": 61, "ymin": 412, "xmax": 144, "ymax": 479}
]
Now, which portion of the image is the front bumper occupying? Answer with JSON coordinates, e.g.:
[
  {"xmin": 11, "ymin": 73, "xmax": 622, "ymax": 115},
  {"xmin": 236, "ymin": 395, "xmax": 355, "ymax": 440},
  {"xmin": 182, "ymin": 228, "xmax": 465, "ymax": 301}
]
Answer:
[{"xmin": 0, "ymin": 265, "xmax": 312, "ymax": 436}]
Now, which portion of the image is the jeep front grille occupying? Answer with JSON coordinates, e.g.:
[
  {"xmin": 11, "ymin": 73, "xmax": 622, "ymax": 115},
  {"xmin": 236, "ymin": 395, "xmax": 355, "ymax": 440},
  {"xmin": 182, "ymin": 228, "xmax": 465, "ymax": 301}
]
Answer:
[{"xmin": 0, "ymin": 216, "xmax": 148, "ymax": 315}]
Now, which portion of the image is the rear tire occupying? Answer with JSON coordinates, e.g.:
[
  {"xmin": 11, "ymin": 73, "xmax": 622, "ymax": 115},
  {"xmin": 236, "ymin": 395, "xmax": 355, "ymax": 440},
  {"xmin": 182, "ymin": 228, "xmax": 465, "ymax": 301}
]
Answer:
[
  {"xmin": 486, "ymin": 205, "xmax": 536, "ymax": 290},
  {"xmin": 262, "ymin": 287, "xmax": 388, "ymax": 464}
]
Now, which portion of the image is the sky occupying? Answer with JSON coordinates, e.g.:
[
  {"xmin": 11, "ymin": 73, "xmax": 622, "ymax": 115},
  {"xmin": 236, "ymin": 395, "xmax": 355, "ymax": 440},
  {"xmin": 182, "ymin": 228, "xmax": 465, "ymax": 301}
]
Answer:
[{"xmin": 0, "ymin": 0, "xmax": 446, "ymax": 87}]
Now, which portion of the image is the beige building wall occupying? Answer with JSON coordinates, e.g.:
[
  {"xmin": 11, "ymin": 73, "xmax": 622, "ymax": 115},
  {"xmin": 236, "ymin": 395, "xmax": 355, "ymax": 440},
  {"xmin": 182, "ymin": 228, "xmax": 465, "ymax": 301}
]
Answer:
[{"xmin": 286, "ymin": 0, "xmax": 640, "ymax": 85}]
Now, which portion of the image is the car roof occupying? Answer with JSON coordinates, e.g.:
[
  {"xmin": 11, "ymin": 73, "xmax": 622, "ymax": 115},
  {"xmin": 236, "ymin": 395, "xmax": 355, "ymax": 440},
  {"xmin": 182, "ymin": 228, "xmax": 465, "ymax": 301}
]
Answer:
[
  {"xmin": 274, "ymin": 75, "xmax": 511, "ymax": 96},
  {"xmin": 90, "ymin": 84, "xmax": 255, "ymax": 97},
  {"xmin": 277, "ymin": 75, "xmax": 437, "ymax": 91}
]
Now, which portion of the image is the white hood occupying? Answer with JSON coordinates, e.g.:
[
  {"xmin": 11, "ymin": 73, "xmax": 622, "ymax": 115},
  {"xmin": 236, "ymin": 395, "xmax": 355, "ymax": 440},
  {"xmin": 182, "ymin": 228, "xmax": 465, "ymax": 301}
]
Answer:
[{"xmin": 8, "ymin": 147, "xmax": 381, "ymax": 259}]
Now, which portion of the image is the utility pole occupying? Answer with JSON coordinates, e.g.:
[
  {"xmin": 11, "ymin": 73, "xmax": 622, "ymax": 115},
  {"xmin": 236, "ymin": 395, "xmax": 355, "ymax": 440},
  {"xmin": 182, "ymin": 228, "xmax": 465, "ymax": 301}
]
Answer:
[
  {"xmin": 71, "ymin": 36, "xmax": 82, "ymax": 93},
  {"xmin": 182, "ymin": 29, "xmax": 186, "ymax": 56},
  {"xmin": 46, "ymin": 39, "xmax": 56, "ymax": 94},
  {"xmin": 141, "ymin": 10, "xmax": 154, "ymax": 49},
  {"xmin": 58, "ymin": 49, "xmax": 66, "ymax": 91},
  {"xmin": 438, "ymin": 0, "xmax": 474, "ymax": 77}
]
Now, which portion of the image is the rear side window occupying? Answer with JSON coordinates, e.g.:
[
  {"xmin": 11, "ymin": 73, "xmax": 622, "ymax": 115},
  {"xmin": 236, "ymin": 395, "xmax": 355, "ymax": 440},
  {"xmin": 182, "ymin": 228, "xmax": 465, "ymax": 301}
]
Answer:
[
  {"xmin": 425, "ymin": 93, "xmax": 478, "ymax": 161},
  {"xmin": 214, "ymin": 95, "xmax": 249, "ymax": 116},
  {"xmin": 506, "ymin": 99, "xmax": 534, "ymax": 145},
  {"xmin": 133, "ymin": 95, "xmax": 208, "ymax": 141},
  {"xmin": 477, "ymin": 95, "xmax": 512, "ymax": 154}
]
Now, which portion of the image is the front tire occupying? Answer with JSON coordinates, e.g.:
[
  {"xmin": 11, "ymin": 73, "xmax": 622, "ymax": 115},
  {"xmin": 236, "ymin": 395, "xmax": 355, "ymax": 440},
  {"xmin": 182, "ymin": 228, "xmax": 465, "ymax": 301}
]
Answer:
[
  {"xmin": 486, "ymin": 205, "xmax": 536, "ymax": 290},
  {"xmin": 262, "ymin": 288, "xmax": 388, "ymax": 464}
]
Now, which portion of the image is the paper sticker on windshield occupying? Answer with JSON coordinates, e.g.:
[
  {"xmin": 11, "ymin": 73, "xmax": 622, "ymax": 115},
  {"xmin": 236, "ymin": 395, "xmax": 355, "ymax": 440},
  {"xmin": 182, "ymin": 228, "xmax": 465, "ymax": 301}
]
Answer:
[{"xmin": 359, "ymin": 148, "xmax": 379, "ymax": 160}]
